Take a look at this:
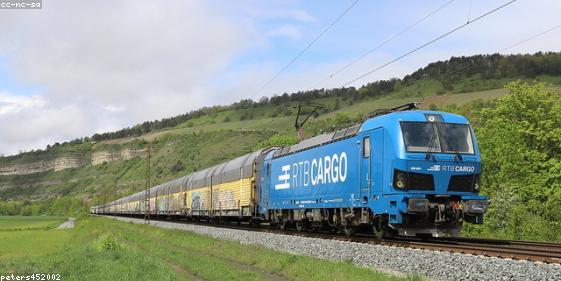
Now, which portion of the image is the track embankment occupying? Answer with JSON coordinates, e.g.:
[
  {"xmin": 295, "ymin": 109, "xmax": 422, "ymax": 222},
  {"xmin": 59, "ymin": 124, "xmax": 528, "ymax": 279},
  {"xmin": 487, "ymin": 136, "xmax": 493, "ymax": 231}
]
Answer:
[{"xmin": 104, "ymin": 216, "xmax": 561, "ymax": 281}]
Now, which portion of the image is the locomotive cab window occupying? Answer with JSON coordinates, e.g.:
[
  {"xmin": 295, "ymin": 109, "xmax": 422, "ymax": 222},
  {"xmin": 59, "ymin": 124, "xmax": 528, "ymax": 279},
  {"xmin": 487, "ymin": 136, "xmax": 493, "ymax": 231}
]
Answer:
[
  {"xmin": 400, "ymin": 121, "xmax": 474, "ymax": 154},
  {"xmin": 438, "ymin": 123, "xmax": 474, "ymax": 154},
  {"xmin": 363, "ymin": 136, "xmax": 371, "ymax": 158}
]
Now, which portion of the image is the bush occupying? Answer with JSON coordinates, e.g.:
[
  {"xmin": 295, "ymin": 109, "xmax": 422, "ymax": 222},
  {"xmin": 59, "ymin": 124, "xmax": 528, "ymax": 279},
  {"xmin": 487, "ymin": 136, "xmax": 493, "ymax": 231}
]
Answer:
[
  {"xmin": 170, "ymin": 160, "xmax": 184, "ymax": 173},
  {"xmin": 255, "ymin": 134, "xmax": 298, "ymax": 149},
  {"xmin": 94, "ymin": 234, "xmax": 123, "ymax": 252},
  {"xmin": 464, "ymin": 81, "xmax": 561, "ymax": 241}
]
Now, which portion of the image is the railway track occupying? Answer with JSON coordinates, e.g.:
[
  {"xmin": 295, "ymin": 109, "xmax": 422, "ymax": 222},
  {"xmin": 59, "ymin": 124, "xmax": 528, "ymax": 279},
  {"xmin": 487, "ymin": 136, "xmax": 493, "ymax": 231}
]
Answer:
[
  {"xmin": 267, "ymin": 229, "xmax": 561, "ymax": 264},
  {"xmin": 374, "ymin": 237, "xmax": 561, "ymax": 264},
  {"xmin": 108, "ymin": 215, "xmax": 561, "ymax": 264}
]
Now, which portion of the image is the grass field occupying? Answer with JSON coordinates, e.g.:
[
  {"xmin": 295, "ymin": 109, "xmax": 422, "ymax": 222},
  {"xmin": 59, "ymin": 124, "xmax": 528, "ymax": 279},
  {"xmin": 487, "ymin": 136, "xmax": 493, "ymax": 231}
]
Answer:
[
  {"xmin": 0, "ymin": 216, "xmax": 66, "ymax": 230},
  {"xmin": 0, "ymin": 216, "xmax": 70, "ymax": 261},
  {"xmin": 0, "ymin": 216, "xmax": 423, "ymax": 281}
]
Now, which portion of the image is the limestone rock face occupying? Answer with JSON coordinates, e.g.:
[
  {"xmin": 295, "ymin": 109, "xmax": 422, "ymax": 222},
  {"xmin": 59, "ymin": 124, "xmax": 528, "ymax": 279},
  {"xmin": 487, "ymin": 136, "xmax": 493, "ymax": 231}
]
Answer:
[
  {"xmin": 91, "ymin": 149, "xmax": 145, "ymax": 165},
  {"xmin": 0, "ymin": 159, "xmax": 60, "ymax": 175},
  {"xmin": 54, "ymin": 157, "xmax": 85, "ymax": 171},
  {"xmin": 0, "ymin": 148, "xmax": 145, "ymax": 176}
]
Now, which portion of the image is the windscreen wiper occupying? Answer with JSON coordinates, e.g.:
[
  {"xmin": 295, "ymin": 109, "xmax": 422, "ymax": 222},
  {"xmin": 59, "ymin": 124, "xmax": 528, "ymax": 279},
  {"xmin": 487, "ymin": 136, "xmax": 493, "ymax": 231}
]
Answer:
[{"xmin": 425, "ymin": 134, "xmax": 437, "ymax": 160}]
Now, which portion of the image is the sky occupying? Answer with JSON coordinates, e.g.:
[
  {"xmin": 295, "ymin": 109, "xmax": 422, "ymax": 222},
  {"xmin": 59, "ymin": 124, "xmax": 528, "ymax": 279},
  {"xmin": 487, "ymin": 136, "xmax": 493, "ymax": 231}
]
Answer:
[{"xmin": 0, "ymin": 0, "xmax": 560, "ymax": 156}]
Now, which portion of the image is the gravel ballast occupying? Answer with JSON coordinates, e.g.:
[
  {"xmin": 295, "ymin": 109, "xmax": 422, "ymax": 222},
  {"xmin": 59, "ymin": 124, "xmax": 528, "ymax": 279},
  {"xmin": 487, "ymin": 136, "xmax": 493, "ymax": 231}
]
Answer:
[{"xmin": 105, "ymin": 216, "xmax": 561, "ymax": 281}]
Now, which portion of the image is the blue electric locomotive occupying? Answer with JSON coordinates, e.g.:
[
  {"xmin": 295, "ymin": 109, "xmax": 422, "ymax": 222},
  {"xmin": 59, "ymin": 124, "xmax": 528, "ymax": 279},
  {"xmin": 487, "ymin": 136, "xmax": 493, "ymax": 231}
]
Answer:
[
  {"xmin": 259, "ymin": 104, "xmax": 488, "ymax": 237},
  {"xmin": 92, "ymin": 104, "xmax": 488, "ymax": 238}
]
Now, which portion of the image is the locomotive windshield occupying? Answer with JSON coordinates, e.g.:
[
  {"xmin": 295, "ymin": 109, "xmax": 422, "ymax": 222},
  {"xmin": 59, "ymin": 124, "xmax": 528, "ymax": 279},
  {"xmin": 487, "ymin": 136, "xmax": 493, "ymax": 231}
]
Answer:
[{"xmin": 401, "ymin": 122, "xmax": 474, "ymax": 154}]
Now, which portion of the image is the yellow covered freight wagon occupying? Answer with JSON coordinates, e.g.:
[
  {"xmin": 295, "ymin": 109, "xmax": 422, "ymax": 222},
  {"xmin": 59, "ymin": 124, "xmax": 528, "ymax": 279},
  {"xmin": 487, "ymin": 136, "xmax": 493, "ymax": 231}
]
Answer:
[
  {"xmin": 185, "ymin": 149, "xmax": 266, "ymax": 218},
  {"xmin": 92, "ymin": 149, "xmax": 269, "ymax": 220}
]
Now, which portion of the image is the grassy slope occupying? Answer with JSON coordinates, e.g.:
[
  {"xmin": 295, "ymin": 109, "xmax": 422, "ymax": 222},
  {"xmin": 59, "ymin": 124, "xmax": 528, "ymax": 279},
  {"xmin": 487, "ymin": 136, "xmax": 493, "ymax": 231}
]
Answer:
[
  {"xmin": 0, "ymin": 130, "xmax": 274, "ymax": 202},
  {"xmin": 0, "ymin": 216, "xmax": 421, "ymax": 281},
  {"xmin": 0, "ymin": 75, "xmax": 560, "ymax": 203},
  {"xmin": 95, "ymin": 79, "xmax": 512, "ymax": 144}
]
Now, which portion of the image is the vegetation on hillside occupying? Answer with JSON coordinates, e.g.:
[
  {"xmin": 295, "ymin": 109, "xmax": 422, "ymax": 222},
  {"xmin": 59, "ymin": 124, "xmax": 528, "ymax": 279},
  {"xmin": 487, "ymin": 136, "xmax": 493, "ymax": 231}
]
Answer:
[
  {"xmin": 0, "ymin": 197, "xmax": 88, "ymax": 217},
  {"xmin": 0, "ymin": 130, "xmax": 274, "ymax": 205},
  {"xmin": 3, "ymin": 52, "xmax": 560, "ymax": 163},
  {"xmin": 68, "ymin": 51, "xmax": 561, "ymax": 142},
  {"xmin": 448, "ymin": 81, "xmax": 561, "ymax": 241}
]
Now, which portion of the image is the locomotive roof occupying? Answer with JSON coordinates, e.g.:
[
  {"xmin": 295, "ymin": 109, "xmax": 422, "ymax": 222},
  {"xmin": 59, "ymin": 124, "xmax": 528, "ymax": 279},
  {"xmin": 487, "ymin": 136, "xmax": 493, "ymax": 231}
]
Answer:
[
  {"xmin": 273, "ymin": 124, "xmax": 360, "ymax": 158},
  {"xmin": 361, "ymin": 109, "xmax": 470, "ymax": 128}
]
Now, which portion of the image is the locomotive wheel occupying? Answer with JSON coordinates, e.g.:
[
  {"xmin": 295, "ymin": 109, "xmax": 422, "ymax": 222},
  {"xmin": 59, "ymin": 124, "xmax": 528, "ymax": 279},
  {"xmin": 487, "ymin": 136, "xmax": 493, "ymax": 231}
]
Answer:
[
  {"xmin": 372, "ymin": 218, "xmax": 384, "ymax": 239},
  {"xmin": 279, "ymin": 220, "xmax": 287, "ymax": 231},
  {"xmin": 296, "ymin": 221, "xmax": 304, "ymax": 232},
  {"xmin": 342, "ymin": 225, "xmax": 354, "ymax": 237},
  {"xmin": 250, "ymin": 219, "xmax": 260, "ymax": 228}
]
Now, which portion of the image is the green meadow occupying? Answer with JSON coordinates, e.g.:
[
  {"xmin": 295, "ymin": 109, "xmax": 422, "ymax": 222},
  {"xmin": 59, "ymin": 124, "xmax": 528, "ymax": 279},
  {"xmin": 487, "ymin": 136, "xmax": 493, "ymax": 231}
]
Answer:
[
  {"xmin": 0, "ymin": 216, "xmax": 70, "ymax": 260},
  {"xmin": 0, "ymin": 216, "xmax": 423, "ymax": 281},
  {"xmin": 0, "ymin": 216, "xmax": 66, "ymax": 231}
]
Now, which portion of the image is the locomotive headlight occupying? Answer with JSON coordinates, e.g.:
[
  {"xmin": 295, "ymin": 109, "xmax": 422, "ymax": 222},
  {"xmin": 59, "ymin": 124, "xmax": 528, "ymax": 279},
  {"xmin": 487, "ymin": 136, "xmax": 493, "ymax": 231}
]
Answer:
[
  {"xmin": 393, "ymin": 170, "xmax": 408, "ymax": 190},
  {"xmin": 396, "ymin": 178, "xmax": 406, "ymax": 189},
  {"xmin": 464, "ymin": 200, "xmax": 489, "ymax": 214},
  {"xmin": 408, "ymin": 198, "xmax": 429, "ymax": 213},
  {"xmin": 473, "ymin": 174, "xmax": 481, "ymax": 192}
]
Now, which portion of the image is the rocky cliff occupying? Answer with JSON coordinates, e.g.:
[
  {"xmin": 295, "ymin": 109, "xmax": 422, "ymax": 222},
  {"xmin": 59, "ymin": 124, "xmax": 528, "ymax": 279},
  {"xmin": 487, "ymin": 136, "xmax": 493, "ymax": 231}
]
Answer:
[{"xmin": 0, "ymin": 148, "xmax": 145, "ymax": 176}]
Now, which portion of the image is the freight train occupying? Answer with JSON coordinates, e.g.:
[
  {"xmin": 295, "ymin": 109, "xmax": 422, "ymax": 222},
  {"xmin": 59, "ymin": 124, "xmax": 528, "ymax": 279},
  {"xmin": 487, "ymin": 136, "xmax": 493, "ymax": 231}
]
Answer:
[{"xmin": 91, "ymin": 104, "xmax": 489, "ymax": 237}]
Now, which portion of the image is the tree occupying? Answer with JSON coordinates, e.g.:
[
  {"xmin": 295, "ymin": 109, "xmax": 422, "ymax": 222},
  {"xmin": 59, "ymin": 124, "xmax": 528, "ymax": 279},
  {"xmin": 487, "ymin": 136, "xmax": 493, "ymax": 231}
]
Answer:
[
  {"xmin": 170, "ymin": 160, "xmax": 185, "ymax": 173},
  {"xmin": 468, "ymin": 81, "xmax": 561, "ymax": 241},
  {"xmin": 333, "ymin": 113, "xmax": 351, "ymax": 126}
]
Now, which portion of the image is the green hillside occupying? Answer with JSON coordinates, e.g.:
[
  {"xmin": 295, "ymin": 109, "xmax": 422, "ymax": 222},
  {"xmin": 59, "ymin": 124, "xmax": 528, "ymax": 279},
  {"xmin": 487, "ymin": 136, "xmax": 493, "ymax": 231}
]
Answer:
[
  {"xmin": 1, "ymin": 52, "xmax": 561, "ymax": 242},
  {"xmin": 1, "ymin": 53, "xmax": 560, "ymax": 203},
  {"xmin": 0, "ymin": 82, "xmax": 519, "ymax": 203}
]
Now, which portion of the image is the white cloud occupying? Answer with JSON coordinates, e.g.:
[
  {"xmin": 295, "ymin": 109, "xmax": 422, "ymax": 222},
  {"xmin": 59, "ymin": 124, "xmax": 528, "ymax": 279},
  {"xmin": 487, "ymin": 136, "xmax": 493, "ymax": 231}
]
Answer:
[
  {"xmin": 0, "ymin": 0, "xmax": 254, "ymax": 155},
  {"xmin": 102, "ymin": 104, "xmax": 126, "ymax": 113},
  {"xmin": 0, "ymin": 93, "xmax": 45, "ymax": 115},
  {"xmin": 261, "ymin": 9, "xmax": 316, "ymax": 22},
  {"xmin": 268, "ymin": 25, "xmax": 303, "ymax": 39},
  {"xmin": 0, "ymin": 91, "xmax": 94, "ymax": 155},
  {"xmin": 1, "ymin": 0, "xmax": 560, "ymax": 156},
  {"xmin": 227, "ymin": 2, "xmax": 316, "ymax": 23}
]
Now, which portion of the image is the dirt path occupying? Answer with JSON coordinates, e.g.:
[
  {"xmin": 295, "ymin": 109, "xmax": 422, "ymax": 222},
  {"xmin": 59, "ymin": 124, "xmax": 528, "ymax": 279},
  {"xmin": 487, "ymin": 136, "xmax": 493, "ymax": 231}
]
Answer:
[{"xmin": 56, "ymin": 217, "xmax": 75, "ymax": 229}]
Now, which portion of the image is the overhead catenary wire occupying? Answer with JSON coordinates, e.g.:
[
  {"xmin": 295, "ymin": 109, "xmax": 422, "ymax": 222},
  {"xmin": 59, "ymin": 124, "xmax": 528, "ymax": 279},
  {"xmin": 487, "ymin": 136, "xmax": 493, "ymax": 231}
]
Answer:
[
  {"xmin": 308, "ymin": 0, "xmax": 457, "ymax": 90},
  {"xmin": 341, "ymin": 0, "xmax": 518, "ymax": 87},
  {"xmin": 255, "ymin": 0, "xmax": 360, "ymax": 95},
  {"xmin": 499, "ymin": 23, "xmax": 561, "ymax": 53}
]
